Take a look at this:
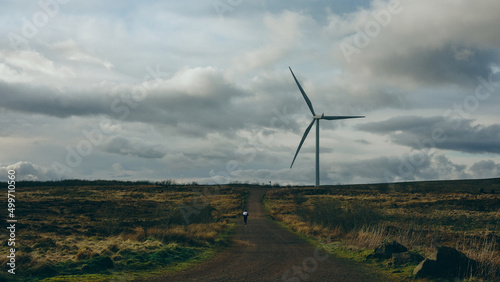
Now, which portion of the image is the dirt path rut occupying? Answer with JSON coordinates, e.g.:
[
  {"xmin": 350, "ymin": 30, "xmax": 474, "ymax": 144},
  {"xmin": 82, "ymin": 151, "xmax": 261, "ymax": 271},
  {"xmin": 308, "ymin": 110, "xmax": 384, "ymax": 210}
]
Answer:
[{"xmin": 152, "ymin": 188, "xmax": 384, "ymax": 281}]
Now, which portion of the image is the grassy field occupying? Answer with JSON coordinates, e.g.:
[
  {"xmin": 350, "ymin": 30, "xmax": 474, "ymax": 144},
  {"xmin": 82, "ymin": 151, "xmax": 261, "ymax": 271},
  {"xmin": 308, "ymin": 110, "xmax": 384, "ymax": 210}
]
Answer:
[
  {"xmin": 2, "ymin": 178, "xmax": 498, "ymax": 281},
  {"xmin": 0, "ymin": 180, "xmax": 247, "ymax": 281},
  {"xmin": 264, "ymin": 178, "xmax": 500, "ymax": 281}
]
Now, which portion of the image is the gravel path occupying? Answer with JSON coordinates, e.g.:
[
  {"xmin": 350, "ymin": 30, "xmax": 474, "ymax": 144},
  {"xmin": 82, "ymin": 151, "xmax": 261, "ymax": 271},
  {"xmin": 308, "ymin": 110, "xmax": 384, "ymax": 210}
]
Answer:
[{"xmin": 151, "ymin": 188, "xmax": 385, "ymax": 281}]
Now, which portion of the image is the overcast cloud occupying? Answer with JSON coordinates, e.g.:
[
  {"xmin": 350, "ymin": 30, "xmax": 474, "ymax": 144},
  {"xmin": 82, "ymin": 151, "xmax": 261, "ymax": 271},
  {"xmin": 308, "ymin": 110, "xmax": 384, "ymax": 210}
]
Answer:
[{"xmin": 1, "ymin": 0, "xmax": 499, "ymax": 184}]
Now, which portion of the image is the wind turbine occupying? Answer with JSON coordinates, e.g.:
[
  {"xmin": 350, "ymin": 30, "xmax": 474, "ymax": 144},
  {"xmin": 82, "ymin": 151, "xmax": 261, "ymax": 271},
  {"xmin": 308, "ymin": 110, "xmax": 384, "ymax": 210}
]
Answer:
[{"xmin": 289, "ymin": 67, "xmax": 365, "ymax": 187}]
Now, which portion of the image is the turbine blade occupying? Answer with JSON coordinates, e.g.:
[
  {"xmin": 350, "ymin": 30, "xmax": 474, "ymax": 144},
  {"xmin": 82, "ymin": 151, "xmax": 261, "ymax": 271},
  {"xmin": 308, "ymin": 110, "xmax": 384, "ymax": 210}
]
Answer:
[
  {"xmin": 289, "ymin": 67, "xmax": 316, "ymax": 116},
  {"xmin": 290, "ymin": 119, "xmax": 316, "ymax": 169},
  {"xmin": 321, "ymin": 115, "xmax": 365, "ymax": 120}
]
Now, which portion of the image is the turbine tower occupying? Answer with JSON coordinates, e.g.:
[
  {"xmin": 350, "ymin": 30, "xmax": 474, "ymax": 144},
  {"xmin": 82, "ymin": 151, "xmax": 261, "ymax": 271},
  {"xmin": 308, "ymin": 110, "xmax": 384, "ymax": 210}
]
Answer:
[{"xmin": 289, "ymin": 67, "xmax": 365, "ymax": 187}]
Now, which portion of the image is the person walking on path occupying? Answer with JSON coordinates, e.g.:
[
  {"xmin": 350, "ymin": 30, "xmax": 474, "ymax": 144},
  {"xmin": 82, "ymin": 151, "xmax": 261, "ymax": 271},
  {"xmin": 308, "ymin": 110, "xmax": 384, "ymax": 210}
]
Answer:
[{"xmin": 243, "ymin": 210, "xmax": 248, "ymax": 226}]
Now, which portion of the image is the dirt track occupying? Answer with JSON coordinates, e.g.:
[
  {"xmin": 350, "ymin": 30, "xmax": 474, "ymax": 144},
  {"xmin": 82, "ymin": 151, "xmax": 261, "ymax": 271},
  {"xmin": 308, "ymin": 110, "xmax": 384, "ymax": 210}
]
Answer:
[{"xmin": 153, "ymin": 188, "xmax": 386, "ymax": 281}]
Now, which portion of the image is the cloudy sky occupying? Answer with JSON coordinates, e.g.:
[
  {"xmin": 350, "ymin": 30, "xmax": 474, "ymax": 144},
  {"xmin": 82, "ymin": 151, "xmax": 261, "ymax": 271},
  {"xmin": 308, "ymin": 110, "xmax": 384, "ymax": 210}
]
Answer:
[{"xmin": 1, "ymin": 0, "xmax": 499, "ymax": 185}]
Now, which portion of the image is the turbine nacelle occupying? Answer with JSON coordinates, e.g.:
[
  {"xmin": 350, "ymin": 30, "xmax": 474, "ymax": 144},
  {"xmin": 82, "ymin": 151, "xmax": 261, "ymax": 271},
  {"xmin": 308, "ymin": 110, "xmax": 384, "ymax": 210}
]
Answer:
[{"xmin": 313, "ymin": 114, "xmax": 324, "ymax": 119}]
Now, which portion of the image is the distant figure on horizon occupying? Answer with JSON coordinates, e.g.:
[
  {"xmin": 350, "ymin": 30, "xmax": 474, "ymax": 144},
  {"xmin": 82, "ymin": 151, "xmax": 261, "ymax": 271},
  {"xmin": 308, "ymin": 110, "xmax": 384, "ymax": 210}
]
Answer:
[{"xmin": 243, "ymin": 210, "xmax": 248, "ymax": 226}]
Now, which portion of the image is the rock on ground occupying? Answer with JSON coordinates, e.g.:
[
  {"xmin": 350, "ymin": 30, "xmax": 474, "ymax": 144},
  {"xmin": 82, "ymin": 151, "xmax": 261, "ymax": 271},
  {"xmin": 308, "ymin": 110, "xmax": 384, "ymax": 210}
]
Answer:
[
  {"xmin": 413, "ymin": 246, "xmax": 479, "ymax": 279},
  {"xmin": 367, "ymin": 240, "xmax": 408, "ymax": 260}
]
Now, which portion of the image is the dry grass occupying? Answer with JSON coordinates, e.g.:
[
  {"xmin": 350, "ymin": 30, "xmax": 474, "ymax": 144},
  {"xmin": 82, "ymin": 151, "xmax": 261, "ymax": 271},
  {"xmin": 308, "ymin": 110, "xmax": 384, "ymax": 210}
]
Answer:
[
  {"xmin": 264, "ymin": 180, "xmax": 500, "ymax": 280},
  {"xmin": 0, "ymin": 181, "xmax": 246, "ymax": 280}
]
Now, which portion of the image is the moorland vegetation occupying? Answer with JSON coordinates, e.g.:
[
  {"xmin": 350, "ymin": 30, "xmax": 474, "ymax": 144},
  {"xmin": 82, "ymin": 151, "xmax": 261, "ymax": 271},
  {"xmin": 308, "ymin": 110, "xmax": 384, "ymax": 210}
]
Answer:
[
  {"xmin": 264, "ymin": 178, "xmax": 500, "ymax": 280},
  {"xmin": 0, "ymin": 180, "xmax": 247, "ymax": 281}
]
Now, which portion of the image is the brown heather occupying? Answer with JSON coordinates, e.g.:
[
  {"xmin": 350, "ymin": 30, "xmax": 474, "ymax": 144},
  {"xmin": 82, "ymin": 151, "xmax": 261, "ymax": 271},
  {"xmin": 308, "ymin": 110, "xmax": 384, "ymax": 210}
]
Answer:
[
  {"xmin": 0, "ymin": 180, "xmax": 246, "ymax": 280},
  {"xmin": 264, "ymin": 179, "xmax": 500, "ymax": 280}
]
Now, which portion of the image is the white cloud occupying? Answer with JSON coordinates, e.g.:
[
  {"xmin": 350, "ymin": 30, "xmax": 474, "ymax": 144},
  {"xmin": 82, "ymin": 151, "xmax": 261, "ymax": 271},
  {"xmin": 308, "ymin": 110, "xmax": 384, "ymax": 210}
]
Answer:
[
  {"xmin": 53, "ymin": 40, "xmax": 114, "ymax": 69},
  {"xmin": 0, "ymin": 50, "xmax": 75, "ymax": 84},
  {"xmin": 0, "ymin": 161, "xmax": 59, "ymax": 181},
  {"xmin": 235, "ymin": 11, "xmax": 313, "ymax": 71},
  {"xmin": 332, "ymin": 0, "xmax": 500, "ymax": 87}
]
